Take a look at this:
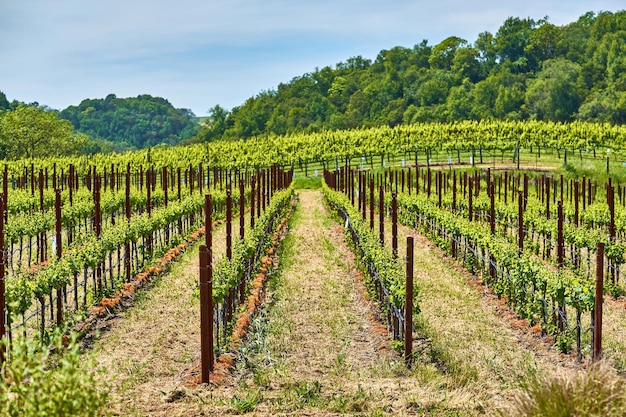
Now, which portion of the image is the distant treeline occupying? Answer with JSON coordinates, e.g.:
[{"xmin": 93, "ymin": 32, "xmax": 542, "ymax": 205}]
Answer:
[
  {"xmin": 59, "ymin": 94, "xmax": 199, "ymax": 151},
  {"xmin": 193, "ymin": 10, "xmax": 626, "ymax": 142},
  {"xmin": 0, "ymin": 92, "xmax": 199, "ymax": 156}
]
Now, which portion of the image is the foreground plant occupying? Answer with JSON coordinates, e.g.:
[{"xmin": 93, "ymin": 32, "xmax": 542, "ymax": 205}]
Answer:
[
  {"xmin": 504, "ymin": 364, "xmax": 626, "ymax": 417},
  {"xmin": 0, "ymin": 331, "xmax": 108, "ymax": 417}
]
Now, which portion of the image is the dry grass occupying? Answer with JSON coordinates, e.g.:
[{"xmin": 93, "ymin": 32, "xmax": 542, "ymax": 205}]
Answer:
[
  {"xmin": 502, "ymin": 363, "xmax": 626, "ymax": 417},
  {"xmin": 81, "ymin": 191, "xmax": 587, "ymax": 416},
  {"xmin": 85, "ymin": 223, "xmax": 229, "ymax": 416}
]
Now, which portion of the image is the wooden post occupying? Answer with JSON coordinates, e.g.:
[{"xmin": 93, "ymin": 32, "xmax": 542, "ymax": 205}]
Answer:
[
  {"xmin": 226, "ymin": 190, "xmax": 232, "ymax": 260},
  {"xmin": 55, "ymin": 189, "xmax": 63, "ymax": 326},
  {"xmin": 125, "ymin": 164, "xmax": 131, "ymax": 282},
  {"xmin": 557, "ymin": 202, "xmax": 564, "ymax": 268},
  {"xmin": 379, "ymin": 186, "xmax": 384, "ymax": 245},
  {"xmin": 468, "ymin": 178, "xmax": 473, "ymax": 222},
  {"xmin": 369, "ymin": 178, "xmax": 375, "ymax": 231},
  {"xmin": 518, "ymin": 191, "xmax": 524, "ymax": 253},
  {"xmin": 0, "ymin": 194, "xmax": 5, "ymax": 363},
  {"xmin": 593, "ymin": 242, "xmax": 604, "ymax": 362},
  {"xmin": 250, "ymin": 177, "xmax": 256, "ymax": 229},
  {"xmin": 239, "ymin": 180, "xmax": 245, "ymax": 240},
  {"xmin": 146, "ymin": 168, "xmax": 152, "ymax": 254},
  {"xmin": 404, "ymin": 236, "xmax": 414, "ymax": 367},
  {"xmin": 392, "ymin": 193, "xmax": 398, "ymax": 258},
  {"xmin": 239, "ymin": 181, "xmax": 245, "ymax": 305},
  {"xmin": 95, "ymin": 175, "xmax": 102, "ymax": 294},
  {"xmin": 199, "ymin": 244, "xmax": 211, "ymax": 384}
]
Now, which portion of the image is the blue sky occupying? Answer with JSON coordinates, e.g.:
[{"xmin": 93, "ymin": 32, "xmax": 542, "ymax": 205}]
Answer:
[{"xmin": 0, "ymin": 0, "xmax": 623, "ymax": 116}]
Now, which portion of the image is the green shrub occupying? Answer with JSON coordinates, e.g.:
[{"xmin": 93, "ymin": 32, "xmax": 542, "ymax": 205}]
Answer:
[{"xmin": 0, "ymin": 332, "xmax": 108, "ymax": 417}]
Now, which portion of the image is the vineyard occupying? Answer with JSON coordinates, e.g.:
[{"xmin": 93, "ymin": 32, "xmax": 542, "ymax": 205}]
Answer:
[{"xmin": 3, "ymin": 120, "xmax": 626, "ymax": 415}]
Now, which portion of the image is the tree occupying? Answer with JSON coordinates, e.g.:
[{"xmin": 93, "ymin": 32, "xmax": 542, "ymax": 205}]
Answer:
[
  {"xmin": 429, "ymin": 36, "xmax": 468, "ymax": 70},
  {"xmin": 0, "ymin": 104, "xmax": 87, "ymax": 159},
  {"xmin": 59, "ymin": 94, "xmax": 199, "ymax": 149},
  {"xmin": 495, "ymin": 17, "xmax": 537, "ymax": 69},
  {"xmin": 452, "ymin": 46, "xmax": 481, "ymax": 82},
  {"xmin": 0, "ymin": 91, "xmax": 9, "ymax": 111},
  {"xmin": 199, "ymin": 104, "xmax": 229, "ymax": 141},
  {"xmin": 525, "ymin": 22, "xmax": 561, "ymax": 68},
  {"xmin": 526, "ymin": 58, "xmax": 582, "ymax": 121}
]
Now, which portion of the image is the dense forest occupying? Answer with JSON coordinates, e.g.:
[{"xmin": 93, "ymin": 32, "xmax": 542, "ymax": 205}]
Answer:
[
  {"xmin": 194, "ymin": 10, "xmax": 626, "ymax": 142},
  {"xmin": 59, "ymin": 94, "xmax": 199, "ymax": 151},
  {"xmin": 0, "ymin": 91, "xmax": 199, "ymax": 153}
]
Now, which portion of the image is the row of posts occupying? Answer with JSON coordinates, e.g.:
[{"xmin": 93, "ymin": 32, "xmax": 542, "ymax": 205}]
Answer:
[
  {"xmin": 0, "ymin": 163, "xmax": 292, "ymax": 363},
  {"xmin": 198, "ymin": 166, "xmax": 292, "ymax": 384},
  {"xmin": 329, "ymin": 165, "xmax": 606, "ymax": 362}
]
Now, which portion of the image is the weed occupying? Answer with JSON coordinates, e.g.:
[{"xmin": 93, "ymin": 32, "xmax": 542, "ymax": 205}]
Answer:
[
  {"xmin": 230, "ymin": 390, "xmax": 261, "ymax": 414},
  {"xmin": 286, "ymin": 380, "xmax": 323, "ymax": 407}
]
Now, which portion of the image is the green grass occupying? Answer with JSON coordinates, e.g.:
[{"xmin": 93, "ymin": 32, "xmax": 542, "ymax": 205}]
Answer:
[{"xmin": 292, "ymin": 175, "xmax": 322, "ymax": 189}]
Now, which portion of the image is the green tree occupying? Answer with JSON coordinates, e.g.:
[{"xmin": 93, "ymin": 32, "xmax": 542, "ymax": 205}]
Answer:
[
  {"xmin": 199, "ymin": 104, "xmax": 229, "ymax": 141},
  {"xmin": 526, "ymin": 58, "xmax": 582, "ymax": 121},
  {"xmin": 0, "ymin": 91, "xmax": 9, "ymax": 111},
  {"xmin": 429, "ymin": 36, "xmax": 468, "ymax": 70},
  {"xmin": 495, "ymin": 17, "xmax": 537, "ymax": 70},
  {"xmin": 0, "ymin": 104, "xmax": 87, "ymax": 159}
]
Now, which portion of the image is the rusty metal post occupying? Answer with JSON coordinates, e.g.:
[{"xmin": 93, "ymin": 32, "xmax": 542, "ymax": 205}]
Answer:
[
  {"xmin": 593, "ymin": 242, "xmax": 604, "ymax": 362},
  {"xmin": 379, "ymin": 186, "xmax": 384, "ymax": 245},
  {"xmin": 489, "ymin": 181, "xmax": 496, "ymax": 282},
  {"xmin": 546, "ymin": 178, "xmax": 550, "ymax": 219},
  {"xmin": 2, "ymin": 166, "xmax": 7, "ymax": 223},
  {"xmin": 199, "ymin": 244, "xmax": 211, "ymax": 384},
  {"xmin": 146, "ymin": 168, "xmax": 152, "ymax": 254},
  {"xmin": 163, "ymin": 166, "xmax": 168, "ymax": 207},
  {"xmin": 518, "ymin": 191, "xmax": 524, "ymax": 254},
  {"xmin": 557, "ymin": 202, "xmax": 564, "ymax": 268},
  {"xmin": 125, "ymin": 164, "xmax": 131, "ymax": 282},
  {"xmin": 250, "ymin": 177, "xmax": 256, "ymax": 229},
  {"xmin": 226, "ymin": 190, "xmax": 232, "ymax": 260},
  {"xmin": 468, "ymin": 178, "xmax": 473, "ymax": 222},
  {"xmin": 574, "ymin": 181, "xmax": 579, "ymax": 226},
  {"xmin": 608, "ymin": 183, "xmax": 616, "ymax": 241},
  {"xmin": 94, "ymin": 175, "xmax": 102, "ymax": 294},
  {"xmin": 55, "ymin": 189, "xmax": 63, "ymax": 326},
  {"xmin": 0, "ymin": 194, "xmax": 5, "ymax": 363},
  {"xmin": 369, "ymin": 178, "xmax": 374, "ymax": 231},
  {"xmin": 392, "ymin": 193, "xmax": 398, "ymax": 258},
  {"xmin": 39, "ymin": 169, "xmax": 45, "ymax": 263},
  {"xmin": 437, "ymin": 171, "xmax": 442, "ymax": 208},
  {"xmin": 405, "ymin": 236, "xmax": 414, "ymax": 367},
  {"xmin": 239, "ymin": 180, "xmax": 245, "ymax": 240},
  {"xmin": 238, "ymin": 181, "xmax": 245, "ymax": 305},
  {"xmin": 452, "ymin": 171, "xmax": 457, "ymax": 212},
  {"xmin": 256, "ymin": 170, "xmax": 262, "ymax": 219}
]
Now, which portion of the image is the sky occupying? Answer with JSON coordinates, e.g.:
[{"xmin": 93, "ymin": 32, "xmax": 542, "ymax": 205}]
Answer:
[{"xmin": 0, "ymin": 1, "xmax": 623, "ymax": 116}]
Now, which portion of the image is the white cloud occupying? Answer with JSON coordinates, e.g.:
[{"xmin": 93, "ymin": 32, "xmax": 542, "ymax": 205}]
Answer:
[{"xmin": 0, "ymin": 0, "xmax": 624, "ymax": 114}]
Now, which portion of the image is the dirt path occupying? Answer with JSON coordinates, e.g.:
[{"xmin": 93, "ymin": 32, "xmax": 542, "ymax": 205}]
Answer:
[{"xmin": 86, "ymin": 190, "xmax": 579, "ymax": 416}]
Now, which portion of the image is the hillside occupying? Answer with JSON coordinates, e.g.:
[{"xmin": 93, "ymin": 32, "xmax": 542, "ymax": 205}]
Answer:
[
  {"xmin": 196, "ymin": 10, "xmax": 626, "ymax": 142},
  {"xmin": 59, "ymin": 94, "xmax": 199, "ymax": 151}
]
